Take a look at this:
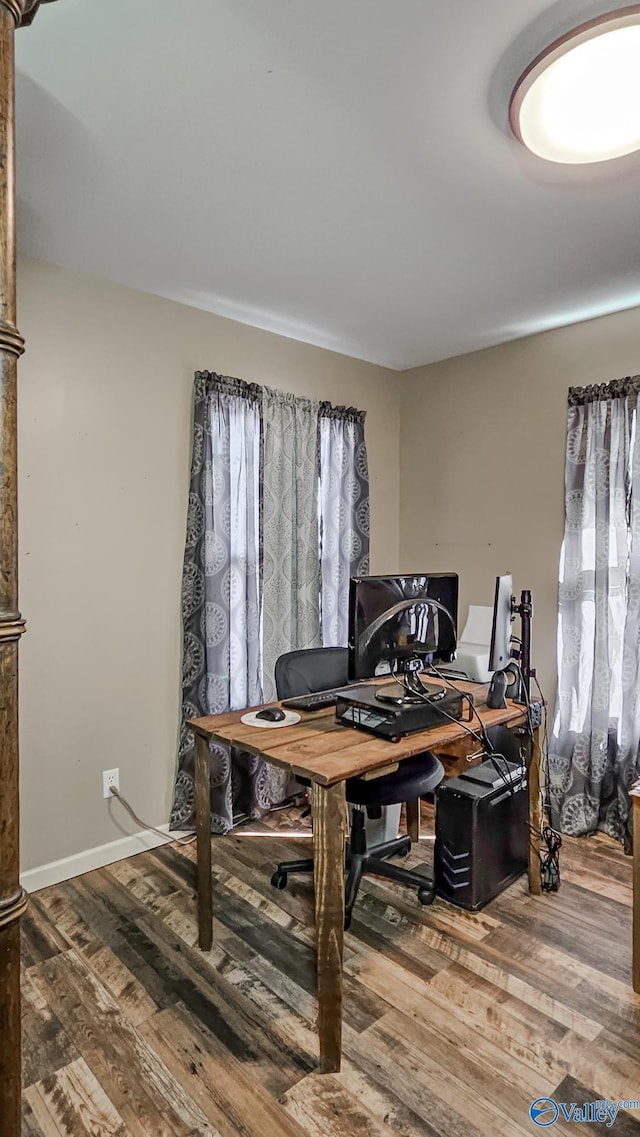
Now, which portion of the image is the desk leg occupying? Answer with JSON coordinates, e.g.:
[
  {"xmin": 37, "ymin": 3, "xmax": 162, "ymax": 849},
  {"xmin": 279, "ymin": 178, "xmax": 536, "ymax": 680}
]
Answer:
[
  {"xmin": 528, "ymin": 728, "xmax": 542, "ymax": 895},
  {"xmin": 195, "ymin": 733, "xmax": 213, "ymax": 951},
  {"xmin": 633, "ymin": 794, "xmax": 640, "ymax": 994},
  {"xmin": 312, "ymin": 780, "xmax": 346, "ymax": 1074},
  {"xmin": 406, "ymin": 798, "xmax": 420, "ymax": 844}
]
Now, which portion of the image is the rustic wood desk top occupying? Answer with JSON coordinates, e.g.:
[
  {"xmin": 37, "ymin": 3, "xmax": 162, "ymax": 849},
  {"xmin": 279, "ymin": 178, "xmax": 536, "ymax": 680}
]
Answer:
[{"xmin": 188, "ymin": 679, "xmax": 527, "ymax": 786}]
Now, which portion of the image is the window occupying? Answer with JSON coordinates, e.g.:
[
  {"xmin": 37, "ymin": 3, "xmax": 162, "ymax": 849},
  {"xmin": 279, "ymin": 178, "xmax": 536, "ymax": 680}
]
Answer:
[{"xmin": 171, "ymin": 373, "xmax": 370, "ymax": 834}]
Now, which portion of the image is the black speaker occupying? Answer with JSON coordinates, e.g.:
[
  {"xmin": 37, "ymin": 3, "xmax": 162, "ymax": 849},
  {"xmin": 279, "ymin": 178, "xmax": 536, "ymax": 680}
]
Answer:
[{"xmin": 435, "ymin": 757, "xmax": 528, "ymax": 910}]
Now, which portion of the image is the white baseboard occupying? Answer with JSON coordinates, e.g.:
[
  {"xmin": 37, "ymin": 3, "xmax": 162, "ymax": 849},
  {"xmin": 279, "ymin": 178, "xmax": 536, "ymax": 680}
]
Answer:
[{"xmin": 20, "ymin": 824, "xmax": 174, "ymax": 894}]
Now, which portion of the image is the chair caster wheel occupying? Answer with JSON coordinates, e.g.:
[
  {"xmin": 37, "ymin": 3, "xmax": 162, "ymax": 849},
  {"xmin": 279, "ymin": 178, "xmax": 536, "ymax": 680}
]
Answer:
[
  {"xmin": 271, "ymin": 871, "xmax": 287, "ymax": 890},
  {"xmin": 417, "ymin": 886, "xmax": 435, "ymax": 906},
  {"xmin": 398, "ymin": 845, "xmax": 410, "ymax": 857}
]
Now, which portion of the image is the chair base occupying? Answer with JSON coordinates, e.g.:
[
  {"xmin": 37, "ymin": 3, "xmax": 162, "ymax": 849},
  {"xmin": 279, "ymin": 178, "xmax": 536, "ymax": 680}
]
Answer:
[{"xmin": 270, "ymin": 832, "xmax": 436, "ymax": 929}]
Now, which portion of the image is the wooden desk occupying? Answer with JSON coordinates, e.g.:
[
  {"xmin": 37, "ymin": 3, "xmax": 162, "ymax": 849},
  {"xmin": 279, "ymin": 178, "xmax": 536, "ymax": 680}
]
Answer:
[{"xmin": 189, "ymin": 682, "xmax": 540, "ymax": 1074}]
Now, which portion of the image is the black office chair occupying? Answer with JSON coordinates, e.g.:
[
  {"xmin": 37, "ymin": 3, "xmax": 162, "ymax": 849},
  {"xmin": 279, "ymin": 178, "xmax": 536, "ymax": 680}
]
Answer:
[{"xmin": 270, "ymin": 647, "xmax": 445, "ymax": 929}]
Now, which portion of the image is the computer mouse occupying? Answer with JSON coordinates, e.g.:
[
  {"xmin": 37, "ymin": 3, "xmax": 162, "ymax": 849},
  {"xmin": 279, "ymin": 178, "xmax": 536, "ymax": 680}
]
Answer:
[{"xmin": 256, "ymin": 706, "xmax": 286, "ymax": 722}]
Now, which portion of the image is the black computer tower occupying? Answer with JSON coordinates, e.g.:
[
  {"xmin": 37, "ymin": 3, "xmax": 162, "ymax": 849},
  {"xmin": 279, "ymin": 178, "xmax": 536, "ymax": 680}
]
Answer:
[{"xmin": 435, "ymin": 760, "xmax": 528, "ymax": 910}]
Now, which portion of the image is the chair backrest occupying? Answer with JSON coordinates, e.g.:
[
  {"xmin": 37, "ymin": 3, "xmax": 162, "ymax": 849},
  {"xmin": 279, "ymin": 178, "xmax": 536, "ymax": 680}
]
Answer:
[{"xmin": 275, "ymin": 647, "xmax": 349, "ymax": 699}]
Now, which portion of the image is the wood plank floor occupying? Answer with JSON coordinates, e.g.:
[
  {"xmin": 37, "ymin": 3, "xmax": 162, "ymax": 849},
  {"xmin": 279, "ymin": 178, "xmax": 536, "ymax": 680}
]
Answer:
[{"xmin": 21, "ymin": 804, "xmax": 640, "ymax": 1137}]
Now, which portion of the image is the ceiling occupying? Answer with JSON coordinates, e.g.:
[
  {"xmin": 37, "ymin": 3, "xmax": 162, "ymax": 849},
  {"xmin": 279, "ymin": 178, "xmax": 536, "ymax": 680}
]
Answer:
[{"xmin": 14, "ymin": 0, "xmax": 640, "ymax": 370}]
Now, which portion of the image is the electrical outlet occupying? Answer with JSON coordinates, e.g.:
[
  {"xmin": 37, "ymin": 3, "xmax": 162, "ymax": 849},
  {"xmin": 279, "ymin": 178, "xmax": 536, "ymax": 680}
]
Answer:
[{"xmin": 102, "ymin": 768, "xmax": 119, "ymax": 799}]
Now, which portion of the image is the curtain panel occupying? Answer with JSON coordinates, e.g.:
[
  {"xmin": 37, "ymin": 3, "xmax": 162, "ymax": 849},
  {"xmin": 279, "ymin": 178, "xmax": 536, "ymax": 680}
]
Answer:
[
  {"xmin": 550, "ymin": 376, "xmax": 640, "ymax": 848},
  {"xmin": 261, "ymin": 388, "xmax": 322, "ymax": 703},
  {"xmin": 319, "ymin": 405, "xmax": 370, "ymax": 646},
  {"xmin": 170, "ymin": 373, "xmax": 264, "ymax": 834}
]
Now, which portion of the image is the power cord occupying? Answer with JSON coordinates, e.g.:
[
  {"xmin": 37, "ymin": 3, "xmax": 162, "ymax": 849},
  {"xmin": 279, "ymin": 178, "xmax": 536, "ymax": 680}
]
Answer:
[
  {"xmin": 508, "ymin": 659, "xmax": 535, "ymax": 737},
  {"xmin": 391, "ymin": 663, "xmax": 485, "ymax": 746},
  {"xmin": 395, "ymin": 665, "xmax": 521, "ymax": 796},
  {"xmin": 109, "ymin": 786, "xmax": 197, "ymax": 846},
  {"xmin": 540, "ymin": 826, "xmax": 562, "ymax": 891},
  {"xmin": 533, "ymin": 673, "xmax": 551, "ymax": 813},
  {"xmin": 425, "ymin": 662, "xmax": 523, "ymax": 794},
  {"xmin": 426, "ymin": 662, "xmax": 493, "ymax": 746},
  {"xmin": 532, "ymin": 674, "xmax": 562, "ymax": 890}
]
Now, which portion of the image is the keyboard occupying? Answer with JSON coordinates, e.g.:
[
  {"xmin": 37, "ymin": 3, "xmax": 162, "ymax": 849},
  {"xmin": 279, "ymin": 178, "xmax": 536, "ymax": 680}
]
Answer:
[{"xmin": 281, "ymin": 686, "xmax": 358, "ymax": 712}]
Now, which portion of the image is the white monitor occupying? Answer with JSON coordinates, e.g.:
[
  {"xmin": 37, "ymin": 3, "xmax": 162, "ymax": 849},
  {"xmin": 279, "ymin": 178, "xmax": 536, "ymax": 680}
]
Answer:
[{"xmin": 489, "ymin": 574, "xmax": 513, "ymax": 671}]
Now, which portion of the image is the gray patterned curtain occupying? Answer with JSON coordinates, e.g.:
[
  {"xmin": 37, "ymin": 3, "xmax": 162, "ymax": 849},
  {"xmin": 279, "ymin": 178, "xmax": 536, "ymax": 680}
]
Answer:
[
  {"xmin": 319, "ymin": 405, "xmax": 370, "ymax": 646},
  {"xmin": 549, "ymin": 376, "xmax": 640, "ymax": 848},
  {"xmin": 171, "ymin": 373, "xmax": 265, "ymax": 834},
  {"xmin": 261, "ymin": 388, "xmax": 322, "ymax": 704}
]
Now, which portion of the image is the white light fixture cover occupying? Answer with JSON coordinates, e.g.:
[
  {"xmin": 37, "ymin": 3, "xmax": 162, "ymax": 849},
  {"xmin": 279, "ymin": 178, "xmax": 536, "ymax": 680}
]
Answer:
[{"xmin": 510, "ymin": 7, "xmax": 640, "ymax": 163}]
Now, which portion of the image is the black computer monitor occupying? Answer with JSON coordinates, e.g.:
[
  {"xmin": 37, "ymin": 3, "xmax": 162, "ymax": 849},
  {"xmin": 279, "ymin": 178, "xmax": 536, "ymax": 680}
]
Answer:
[
  {"xmin": 348, "ymin": 573, "xmax": 458, "ymax": 686},
  {"xmin": 489, "ymin": 574, "xmax": 513, "ymax": 671}
]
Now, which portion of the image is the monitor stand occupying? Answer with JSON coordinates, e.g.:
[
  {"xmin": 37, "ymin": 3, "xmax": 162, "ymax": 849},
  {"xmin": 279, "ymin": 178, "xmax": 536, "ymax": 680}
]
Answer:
[{"xmin": 375, "ymin": 669, "xmax": 447, "ymax": 706}]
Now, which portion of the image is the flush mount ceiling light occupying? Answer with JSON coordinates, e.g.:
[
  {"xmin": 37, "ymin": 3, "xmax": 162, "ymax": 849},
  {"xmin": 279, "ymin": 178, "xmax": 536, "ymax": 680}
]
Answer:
[{"xmin": 510, "ymin": 7, "xmax": 640, "ymax": 163}]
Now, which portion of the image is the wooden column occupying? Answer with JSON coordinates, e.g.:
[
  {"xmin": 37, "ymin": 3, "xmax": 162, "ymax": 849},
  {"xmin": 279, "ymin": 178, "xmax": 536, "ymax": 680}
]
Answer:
[
  {"xmin": 0, "ymin": 6, "xmax": 27, "ymax": 1134},
  {"xmin": 0, "ymin": 4, "xmax": 56, "ymax": 1135}
]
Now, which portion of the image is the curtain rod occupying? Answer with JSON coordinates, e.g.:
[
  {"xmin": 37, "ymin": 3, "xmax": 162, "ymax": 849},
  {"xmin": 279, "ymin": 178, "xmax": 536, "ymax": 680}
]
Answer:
[
  {"xmin": 569, "ymin": 375, "xmax": 640, "ymax": 406},
  {"xmin": 195, "ymin": 371, "xmax": 366, "ymax": 420}
]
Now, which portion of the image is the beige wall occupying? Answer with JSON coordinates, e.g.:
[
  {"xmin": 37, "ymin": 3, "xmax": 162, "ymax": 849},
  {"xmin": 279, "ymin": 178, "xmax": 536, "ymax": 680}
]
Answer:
[
  {"xmin": 20, "ymin": 251, "xmax": 640, "ymax": 875},
  {"xmin": 17, "ymin": 256, "xmax": 400, "ymax": 873},
  {"xmin": 399, "ymin": 305, "xmax": 640, "ymax": 701}
]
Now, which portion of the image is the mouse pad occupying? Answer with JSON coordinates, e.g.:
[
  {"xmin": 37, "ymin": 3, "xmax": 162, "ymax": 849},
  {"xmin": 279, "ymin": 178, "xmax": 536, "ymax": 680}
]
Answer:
[{"xmin": 240, "ymin": 710, "xmax": 301, "ymax": 728}]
